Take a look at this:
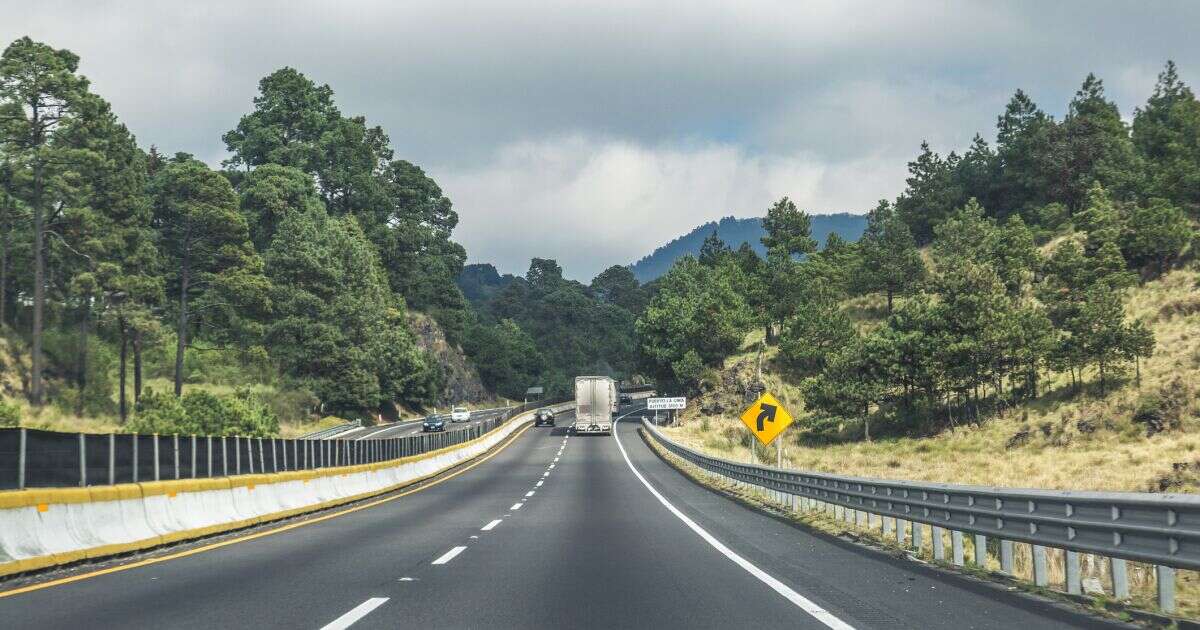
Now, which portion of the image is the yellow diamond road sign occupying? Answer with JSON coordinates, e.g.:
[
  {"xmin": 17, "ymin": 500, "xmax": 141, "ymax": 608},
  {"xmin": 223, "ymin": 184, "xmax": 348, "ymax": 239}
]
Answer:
[{"xmin": 739, "ymin": 392, "xmax": 793, "ymax": 446}]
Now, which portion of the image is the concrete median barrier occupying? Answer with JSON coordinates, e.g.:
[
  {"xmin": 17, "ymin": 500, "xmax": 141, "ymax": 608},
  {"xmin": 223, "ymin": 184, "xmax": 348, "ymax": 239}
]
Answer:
[{"xmin": 0, "ymin": 403, "xmax": 571, "ymax": 579}]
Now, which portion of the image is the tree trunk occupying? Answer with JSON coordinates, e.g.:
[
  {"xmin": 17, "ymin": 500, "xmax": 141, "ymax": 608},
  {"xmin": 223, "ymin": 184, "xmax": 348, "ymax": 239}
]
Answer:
[
  {"xmin": 174, "ymin": 254, "xmax": 190, "ymax": 397},
  {"xmin": 76, "ymin": 300, "xmax": 90, "ymax": 415},
  {"xmin": 1099, "ymin": 360, "xmax": 1106, "ymax": 396},
  {"xmin": 886, "ymin": 287, "xmax": 894, "ymax": 313},
  {"xmin": 133, "ymin": 328, "xmax": 143, "ymax": 404},
  {"xmin": 30, "ymin": 158, "xmax": 45, "ymax": 405},
  {"xmin": 0, "ymin": 206, "xmax": 8, "ymax": 328},
  {"xmin": 119, "ymin": 317, "xmax": 128, "ymax": 423}
]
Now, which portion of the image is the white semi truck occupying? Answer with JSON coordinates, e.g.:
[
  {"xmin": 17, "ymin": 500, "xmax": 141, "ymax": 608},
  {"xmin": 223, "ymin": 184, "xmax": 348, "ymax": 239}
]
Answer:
[{"xmin": 574, "ymin": 376, "xmax": 617, "ymax": 434}]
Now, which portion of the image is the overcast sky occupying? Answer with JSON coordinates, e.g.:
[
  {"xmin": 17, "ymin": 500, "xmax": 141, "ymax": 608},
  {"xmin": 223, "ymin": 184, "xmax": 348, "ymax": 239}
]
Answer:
[{"xmin": 5, "ymin": 1, "xmax": 1200, "ymax": 280}]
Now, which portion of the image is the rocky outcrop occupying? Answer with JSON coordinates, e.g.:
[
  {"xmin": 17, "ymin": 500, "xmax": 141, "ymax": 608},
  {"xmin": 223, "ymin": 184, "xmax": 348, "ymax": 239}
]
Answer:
[{"xmin": 407, "ymin": 312, "xmax": 491, "ymax": 405}]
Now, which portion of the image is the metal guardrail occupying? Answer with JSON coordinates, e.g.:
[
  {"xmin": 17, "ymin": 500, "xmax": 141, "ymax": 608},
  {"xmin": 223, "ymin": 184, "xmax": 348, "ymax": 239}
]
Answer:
[
  {"xmin": 300, "ymin": 420, "xmax": 362, "ymax": 440},
  {"xmin": 644, "ymin": 420, "xmax": 1197, "ymax": 615}
]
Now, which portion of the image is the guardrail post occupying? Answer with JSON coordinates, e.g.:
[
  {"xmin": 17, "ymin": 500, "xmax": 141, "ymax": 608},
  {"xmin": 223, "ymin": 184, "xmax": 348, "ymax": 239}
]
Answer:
[
  {"xmin": 221, "ymin": 436, "xmax": 227, "ymax": 476},
  {"xmin": 78, "ymin": 433, "xmax": 86, "ymax": 487},
  {"xmin": 896, "ymin": 519, "xmax": 908, "ymax": 546},
  {"xmin": 1000, "ymin": 540, "xmax": 1014, "ymax": 575},
  {"xmin": 272, "ymin": 438, "xmax": 278, "ymax": 472},
  {"xmin": 132, "ymin": 434, "xmax": 138, "ymax": 482},
  {"xmin": 1032, "ymin": 545, "xmax": 1049, "ymax": 587},
  {"xmin": 259, "ymin": 437, "xmax": 265, "ymax": 473},
  {"xmin": 974, "ymin": 534, "xmax": 987, "ymax": 567},
  {"xmin": 173, "ymin": 434, "xmax": 180, "ymax": 479},
  {"xmin": 932, "ymin": 526, "xmax": 945, "ymax": 561},
  {"xmin": 951, "ymin": 530, "xmax": 964, "ymax": 566},
  {"xmin": 1111, "ymin": 558, "xmax": 1129, "ymax": 599},
  {"xmin": 883, "ymin": 516, "xmax": 893, "ymax": 539},
  {"xmin": 1157, "ymin": 565, "xmax": 1176, "ymax": 613},
  {"xmin": 1065, "ymin": 550, "xmax": 1081, "ymax": 594},
  {"xmin": 108, "ymin": 433, "xmax": 115, "ymax": 485},
  {"xmin": 206, "ymin": 436, "xmax": 212, "ymax": 477},
  {"xmin": 153, "ymin": 434, "xmax": 160, "ymax": 481},
  {"xmin": 16, "ymin": 428, "xmax": 25, "ymax": 489},
  {"xmin": 191, "ymin": 436, "xmax": 197, "ymax": 478}
]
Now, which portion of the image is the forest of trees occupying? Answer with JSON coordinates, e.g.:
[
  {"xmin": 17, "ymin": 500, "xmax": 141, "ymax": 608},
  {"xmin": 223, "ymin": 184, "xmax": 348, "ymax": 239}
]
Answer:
[
  {"xmin": 0, "ymin": 37, "xmax": 474, "ymax": 430},
  {"xmin": 637, "ymin": 62, "xmax": 1199, "ymax": 441},
  {"xmin": 460, "ymin": 259, "xmax": 647, "ymax": 400}
]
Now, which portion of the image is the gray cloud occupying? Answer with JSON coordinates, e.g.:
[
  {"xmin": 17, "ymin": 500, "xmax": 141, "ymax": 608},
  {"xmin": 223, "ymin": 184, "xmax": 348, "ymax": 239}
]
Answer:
[{"xmin": 4, "ymin": 1, "xmax": 1200, "ymax": 279}]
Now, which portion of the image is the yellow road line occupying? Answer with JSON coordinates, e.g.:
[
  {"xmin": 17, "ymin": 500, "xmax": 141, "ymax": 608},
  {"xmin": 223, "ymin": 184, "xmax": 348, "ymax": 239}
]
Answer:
[{"xmin": 0, "ymin": 423, "xmax": 535, "ymax": 599}]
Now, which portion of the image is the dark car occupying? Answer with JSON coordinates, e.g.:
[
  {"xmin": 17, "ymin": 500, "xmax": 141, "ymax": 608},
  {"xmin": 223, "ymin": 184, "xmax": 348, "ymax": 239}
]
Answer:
[
  {"xmin": 422, "ymin": 415, "xmax": 446, "ymax": 432},
  {"xmin": 533, "ymin": 408, "xmax": 555, "ymax": 427},
  {"xmin": 619, "ymin": 394, "xmax": 632, "ymax": 405}
]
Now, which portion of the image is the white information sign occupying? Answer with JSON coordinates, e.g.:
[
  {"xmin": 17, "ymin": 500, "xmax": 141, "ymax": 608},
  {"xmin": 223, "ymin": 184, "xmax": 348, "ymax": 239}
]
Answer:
[{"xmin": 647, "ymin": 397, "xmax": 686, "ymax": 410}]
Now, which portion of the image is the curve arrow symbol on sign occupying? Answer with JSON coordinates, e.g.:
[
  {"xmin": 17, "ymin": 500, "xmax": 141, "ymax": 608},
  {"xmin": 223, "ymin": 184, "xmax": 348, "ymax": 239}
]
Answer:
[{"xmin": 756, "ymin": 403, "xmax": 777, "ymax": 431}]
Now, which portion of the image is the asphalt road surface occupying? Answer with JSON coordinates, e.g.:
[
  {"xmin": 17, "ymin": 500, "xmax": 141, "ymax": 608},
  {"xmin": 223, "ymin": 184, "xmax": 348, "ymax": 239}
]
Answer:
[
  {"xmin": 0, "ymin": 406, "xmax": 1125, "ymax": 629},
  {"xmin": 335, "ymin": 407, "xmax": 513, "ymax": 441}
]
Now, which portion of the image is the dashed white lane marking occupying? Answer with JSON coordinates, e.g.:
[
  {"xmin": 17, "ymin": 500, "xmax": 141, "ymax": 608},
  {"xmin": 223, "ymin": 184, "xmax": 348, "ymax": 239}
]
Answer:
[
  {"xmin": 320, "ymin": 597, "xmax": 389, "ymax": 630},
  {"xmin": 536, "ymin": 481, "xmax": 544, "ymax": 487},
  {"xmin": 431, "ymin": 546, "xmax": 467, "ymax": 565},
  {"xmin": 481, "ymin": 519, "xmax": 502, "ymax": 531},
  {"xmin": 612, "ymin": 413, "xmax": 856, "ymax": 630},
  {"xmin": 526, "ymin": 491, "xmax": 535, "ymax": 497},
  {"xmin": 543, "ymin": 472, "xmax": 550, "ymax": 477},
  {"xmin": 548, "ymin": 463, "xmax": 555, "ymax": 469},
  {"xmin": 553, "ymin": 457, "xmax": 560, "ymax": 462},
  {"xmin": 510, "ymin": 503, "xmax": 523, "ymax": 510}
]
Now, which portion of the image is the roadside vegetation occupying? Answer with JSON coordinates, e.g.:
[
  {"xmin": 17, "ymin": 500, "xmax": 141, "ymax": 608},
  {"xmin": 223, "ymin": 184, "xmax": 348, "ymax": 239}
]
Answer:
[
  {"xmin": 0, "ymin": 36, "xmax": 493, "ymax": 436},
  {"xmin": 646, "ymin": 61, "xmax": 1200, "ymax": 498}
]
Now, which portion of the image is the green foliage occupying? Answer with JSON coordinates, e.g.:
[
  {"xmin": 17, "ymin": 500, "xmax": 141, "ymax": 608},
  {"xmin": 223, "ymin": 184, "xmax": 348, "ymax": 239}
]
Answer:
[
  {"xmin": 1121, "ymin": 198, "xmax": 1193, "ymax": 274},
  {"xmin": 129, "ymin": 388, "xmax": 279, "ymax": 437},
  {"xmin": 0, "ymin": 397, "xmax": 19, "ymax": 427},
  {"xmin": 590, "ymin": 265, "xmax": 648, "ymax": 314},
  {"xmin": 462, "ymin": 318, "xmax": 543, "ymax": 400},
  {"xmin": 264, "ymin": 206, "xmax": 437, "ymax": 415},
  {"xmin": 855, "ymin": 200, "xmax": 926, "ymax": 310},
  {"xmin": 636, "ymin": 256, "xmax": 751, "ymax": 389}
]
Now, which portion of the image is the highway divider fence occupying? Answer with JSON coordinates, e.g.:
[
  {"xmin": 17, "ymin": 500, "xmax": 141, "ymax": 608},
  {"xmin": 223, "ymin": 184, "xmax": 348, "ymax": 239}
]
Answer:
[
  {"xmin": 0, "ymin": 404, "xmax": 560, "ymax": 491},
  {"xmin": 643, "ymin": 419, "xmax": 1199, "ymax": 616},
  {"xmin": 0, "ymin": 401, "xmax": 574, "ymax": 579}
]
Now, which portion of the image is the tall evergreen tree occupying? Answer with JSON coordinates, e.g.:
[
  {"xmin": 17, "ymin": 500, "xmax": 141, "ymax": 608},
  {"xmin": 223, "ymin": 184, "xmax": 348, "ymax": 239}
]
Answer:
[
  {"xmin": 0, "ymin": 37, "xmax": 94, "ymax": 404},
  {"xmin": 150, "ymin": 158, "xmax": 268, "ymax": 396}
]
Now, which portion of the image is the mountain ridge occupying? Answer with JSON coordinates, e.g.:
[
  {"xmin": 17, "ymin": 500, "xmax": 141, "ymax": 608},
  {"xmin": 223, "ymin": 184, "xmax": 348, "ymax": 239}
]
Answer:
[{"xmin": 628, "ymin": 214, "xmax": 869, "ymax": 282}]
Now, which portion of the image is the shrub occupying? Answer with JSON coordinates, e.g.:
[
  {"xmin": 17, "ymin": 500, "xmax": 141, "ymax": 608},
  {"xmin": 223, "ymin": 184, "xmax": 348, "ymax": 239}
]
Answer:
[
  {"xmin": 0, "ymin": 398, "xmax": 19, "ymax": 428},
  {"xmin": 128, "ymin": 388, "xmax": 279, "ymax": 437}
]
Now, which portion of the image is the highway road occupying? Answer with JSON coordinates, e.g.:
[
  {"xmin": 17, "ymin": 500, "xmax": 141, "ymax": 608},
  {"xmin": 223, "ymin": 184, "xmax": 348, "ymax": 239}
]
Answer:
[
  {"xmin": 335, "ymin": 406, "xmax": 513, "ymax": 441},
  {"xmin": 0, "ymin": 406, "xmax": 1125, "ymax": 629}
]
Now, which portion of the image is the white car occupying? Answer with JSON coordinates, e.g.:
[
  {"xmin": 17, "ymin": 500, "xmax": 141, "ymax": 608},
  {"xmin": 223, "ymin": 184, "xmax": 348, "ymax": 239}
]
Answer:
[{"xmin": 450, "ymin": 406, "xmax": 470, "ymax": 423}]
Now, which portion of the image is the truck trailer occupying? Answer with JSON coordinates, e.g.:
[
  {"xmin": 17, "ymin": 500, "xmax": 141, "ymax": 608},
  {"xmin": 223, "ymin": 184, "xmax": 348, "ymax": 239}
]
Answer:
[{"xmin": 574, "ymin": 376, "xmax": 617, "ymax": 434}]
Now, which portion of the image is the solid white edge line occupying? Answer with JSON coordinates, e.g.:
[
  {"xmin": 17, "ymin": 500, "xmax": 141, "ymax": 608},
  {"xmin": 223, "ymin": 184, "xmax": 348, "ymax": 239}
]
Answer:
[
  {"xmin": 511, "ymin": 503, "xmax": 523, "ymax": 510},
  {"xmin": 320, "ymin": 597, "xmax": 389, "ymax": 630},
  {"xmin": 431, "ymin": 546, "xmax": 468, "ymax": 565},
  {"xmin": 612, "ymin": 411, "xmax": 855, "ymax": 630},
  {"xmin": 481, "ymin": 519, "xmax": 502, "ymax": 531}
]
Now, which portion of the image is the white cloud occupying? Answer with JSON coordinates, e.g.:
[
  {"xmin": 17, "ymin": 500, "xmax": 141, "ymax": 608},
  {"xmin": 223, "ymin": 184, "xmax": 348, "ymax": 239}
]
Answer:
[{"xmin": 436, "ymin": 135, "xmax": 903, "ymax": 280}]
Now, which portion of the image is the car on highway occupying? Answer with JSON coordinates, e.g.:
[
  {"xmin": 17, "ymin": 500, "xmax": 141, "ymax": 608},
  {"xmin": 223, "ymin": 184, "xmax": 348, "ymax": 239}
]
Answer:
[
  {"xmin": 450, "ymin": 406, "xmax": 470, "ymax": 422},
  {"xmin": 422, "ymin": 415, "xmax": 446, "ymax": 432},
  {"xmin": 619, "ymin": 393, "xmax": 632, "ymax": 405},
  {"xmin": 533, "ymin": 407, "xmax": 555, "ymax": 427}
]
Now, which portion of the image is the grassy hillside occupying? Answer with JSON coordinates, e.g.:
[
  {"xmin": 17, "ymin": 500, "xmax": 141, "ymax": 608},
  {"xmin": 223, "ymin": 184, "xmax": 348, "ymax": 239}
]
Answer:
[{"xmin": 663, "ymin": 266, "xmax": 1200, "ymax": 494}]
